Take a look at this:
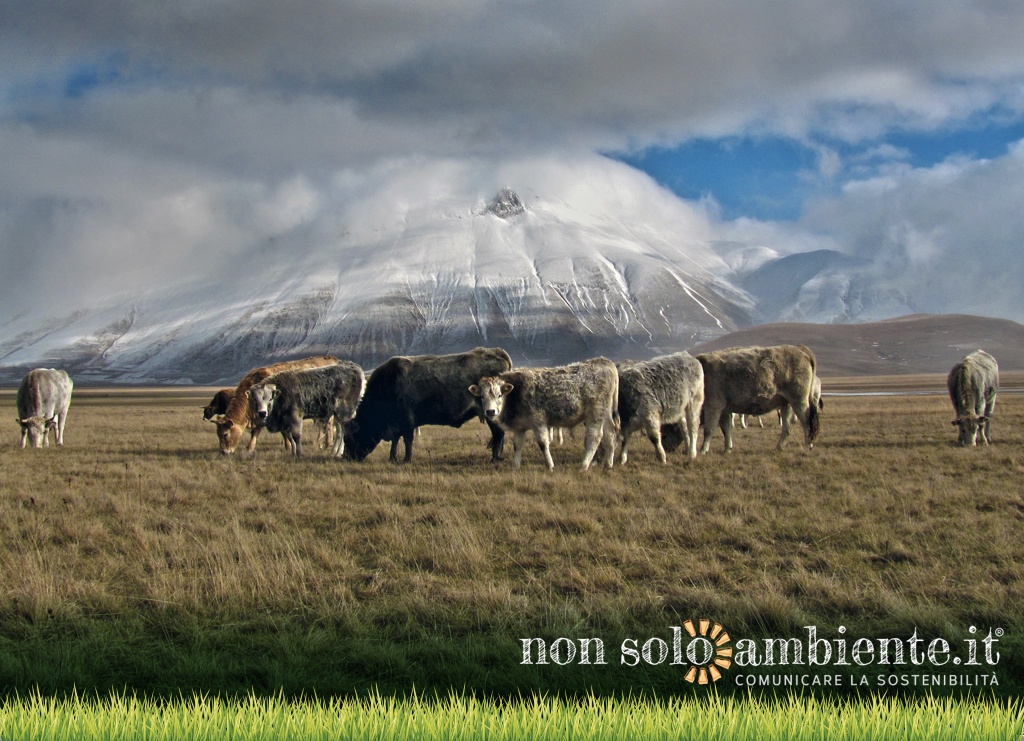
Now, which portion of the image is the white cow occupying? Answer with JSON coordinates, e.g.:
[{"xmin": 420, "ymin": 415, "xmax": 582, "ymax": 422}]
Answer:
[
  {"xmin": 16, "ymin": 368, "xmax": 73, "ymax": 448},
  {"xmin": 948, "ymin": 350, "xmax": 998, "ymax": 447},
  {"xmin": 470, "ymin": 358, "xmax": 619, "ymax": 471},
  {"xmin": 616, "ymin": 352, "xmax": 704, "ymax": 463}
]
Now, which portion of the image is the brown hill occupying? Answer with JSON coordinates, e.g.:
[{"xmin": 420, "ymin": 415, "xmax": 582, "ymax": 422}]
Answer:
[{"xmin": 691, "ymin": 314, "xmax": 1024, "ymax": 377}]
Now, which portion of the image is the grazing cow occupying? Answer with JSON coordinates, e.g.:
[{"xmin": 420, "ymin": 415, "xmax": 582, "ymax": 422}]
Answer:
[
  {"xmin": 469, "ymin": 357, "xmax": 619, "ymax": 471},
  {"xmin": 202, "ymin": 388, "xmax": 235, "ymax": 420},
  {"xmin": 344, "ymin": 347, "xmax": 512, "ymax": 463},
  {"xmin": 616, "ymin": 352, "xmax": 704, "ymax": 463},
  {"xmin": 204, "ymin": 386, "xmax": 333, "ymax": 451},
  {"xmin": 211, "ymin": 356, "xmax": 339, "ymax": 454},
  {"xmin": 947, "ymin": 349, "xmax": 999, "ymax": 447},
  {"xmin": 16, "ymin": 368, "xmax": 73, "ymax": 448},
  {"xmin": 697, "ymin": 344, "xmax": 820, "ymax": 453},
  {"xmin": 250, "ymin": 361, "xmax": 365, "ymax": 457}
]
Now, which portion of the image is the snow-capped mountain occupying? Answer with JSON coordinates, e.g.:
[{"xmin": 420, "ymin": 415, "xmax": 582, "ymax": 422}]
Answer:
[{"xmin": 0, "ymin": 168, "xmax": 759, "ymax": 384}]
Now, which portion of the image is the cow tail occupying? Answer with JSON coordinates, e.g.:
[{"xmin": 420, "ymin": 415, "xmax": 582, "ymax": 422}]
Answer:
[{"xmin": 807, "ymin": 401, "xmax": 820, "ymax": 443}]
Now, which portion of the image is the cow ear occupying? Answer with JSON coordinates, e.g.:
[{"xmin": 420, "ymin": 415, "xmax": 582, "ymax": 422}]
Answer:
[
  {"xmin": 500, "ymin": 382, "xmax": 514, "ymax": 396},
  {"xmin": 468, "ymin": 385, "xmax": 481, "ymax": 397}
]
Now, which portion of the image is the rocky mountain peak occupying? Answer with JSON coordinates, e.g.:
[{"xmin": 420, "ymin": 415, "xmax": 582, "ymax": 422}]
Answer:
[{"xmin": 486, "ymin": 187, "xmax": 526, "ymax": 219}]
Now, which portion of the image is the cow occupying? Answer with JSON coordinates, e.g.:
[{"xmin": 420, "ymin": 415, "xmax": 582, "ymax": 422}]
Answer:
[
  {"xmin": 210, "ymin": 356, "xmax": 340, "ymax": 454},
  {"xmin": 469, "ymin": 357, "xmax": 619, "ymax": 471},
  {"xmin": 616, "ymin": 352, "xmax": 704, "ymax": 463},
  {"xmin": 947, "ymin": 349, "xmax": 998, "ymax": 447},
  {"xmin": 697, "ymin": 344, "xmax": 820, "ymax": 453},
  {"xmin": 343, "ymin": 347, "xmax": 512, "ymax": 463},
  {"xmin": 205, "ymin": 386, "xmax": 334, "ymax": 451},
  {"xmin": 16, "ymin": 368, "xmax": 73, "ymax": 448},
  {"xmin": 202, "ymin": 388, "xmax": 235, "ymax": 420},
  {"xmin": 249, "ymin": 361, "xmax": 365, "ymax": 457}
]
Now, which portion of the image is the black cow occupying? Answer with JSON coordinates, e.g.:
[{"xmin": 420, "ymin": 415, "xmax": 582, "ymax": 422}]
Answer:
[
  {"xmin": 202, "ymin": 388, "xmax": 234, "ymax": 420},
  {"xmin": 344, "ymin": 347, "xmax": 512, "ymax": 463}
]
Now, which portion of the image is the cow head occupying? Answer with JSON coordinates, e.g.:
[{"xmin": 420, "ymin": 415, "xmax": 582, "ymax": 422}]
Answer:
[
  {"xmin": 951, "ymin": 415, "xmax": 988, "ymax": 447},
  {"xmin": 468, "ymin": 376, "xmax": 513, "ymax": 421},
  {"xmin": 16, "ymin": 415, "xmax": 48, "ymax": 448},
  {"xmin": 213, "ymin": 415, "xmax": 245, "ymax": 454},
  {"xmin": 250, "ymin": 383, "xmax": 278, "ymax": 422}
]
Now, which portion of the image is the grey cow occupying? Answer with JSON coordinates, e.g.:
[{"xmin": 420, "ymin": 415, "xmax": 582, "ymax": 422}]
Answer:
[
  {"xmin": 249, "ymin": 361, "xmax": 365, "ymax": 457},
  {"xmin": 616, "ymin": 352, "xmax": 704, "ymax": 463},
  {"xmin": 947, "ymin": 349, "xmax": 998, "ymax": 447},
  {"xmin": 16, "ymin": 368, "xmax": 73, "ymax": 448},
  {"xmin": 470, "ymin": 357, "xmax": 619, "ymax": 471}
]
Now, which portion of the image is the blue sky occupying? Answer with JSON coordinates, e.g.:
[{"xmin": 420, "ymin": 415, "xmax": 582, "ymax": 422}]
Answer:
[{"xmin": 621, "ymin": 113, "xmax": 1024, "ymax": 221}]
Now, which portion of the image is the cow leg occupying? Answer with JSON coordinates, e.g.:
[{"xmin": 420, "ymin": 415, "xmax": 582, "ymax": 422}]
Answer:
[
  {"xmin": 247, "ymin": 426, "xmax": 263, "ymax": 452},
  {"xmin": 332, "ymin": 420, "xmax": 346, "ymax": 458},
  {"xmin": 53, "ymin": 414, "xmax": 66, "ymax": 446},
  {"xmin": 684, "ymin": 401, "xmax": 701, "ymax": 460},
  {"xmin": 581, "ymin": 422, "xmax": 606, "ymax": 471},
  {"xmin": 511, "ymin": 431, "xmax": 527, "ymax": 470},
  {"xmin": 777, "ymin": 406, "xmax": 794, "ymax": 449},
  {"xmin": 602, "ymin": 417, "xmax": 617, "ymax": 469},
  {"xmin": 700, "ymin": 406, "xmax": 723, "ymax": 454},
  {"xmin": 719, "ymin": 412, "xmax": 736, "ymax": 452},
  {"xmin": 534, "ymin": 426, "xmax": 555, "ymax": 470},
  {"xmin": 642, "ymin": 415, "xmax": 667, "ymax": 464},
  {"xmin": 982, "ymin": 400, "xmax": 995, "ymax": 444},
  {"xmin": 487, "ymin": 420, "xmax": 505, "ymax": 462},
  {"xmin": 778, "ymin": 401, "xmax": 816, "ymax": 449},
  {"xmin": 389, "ymin": 438, "xmax": 401, "ymax": 463},
  {"xmin": 402, "ymin": 430, "xmax": 414, "ymax": 463},
  {"xmin": 618, "ymin": 428, "xmax": 632, "ymax": 465}
]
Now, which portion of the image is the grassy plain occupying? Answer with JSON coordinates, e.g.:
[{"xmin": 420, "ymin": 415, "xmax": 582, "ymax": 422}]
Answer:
[
  {"xmin": 2, "ymin": 691, "xmax": 1020, "ymax": 741},
  {"xmin": 1, "ymin": 382, "xmax": 1023, "ymax": 697}
]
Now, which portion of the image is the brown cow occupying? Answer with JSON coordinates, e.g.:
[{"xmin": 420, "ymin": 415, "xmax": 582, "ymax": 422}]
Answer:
[
  {"xmin": 697, "ymin": 344, "xmax": 820, "ymax": 453},
  {"xmin": 210, "ymin": 356, "xmax": 339, "ymax": 454}
]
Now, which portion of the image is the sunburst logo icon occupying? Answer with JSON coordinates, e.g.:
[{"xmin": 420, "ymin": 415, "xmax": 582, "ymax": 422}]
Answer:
[{"xmin": 681, "ymin": 619, "xmax": 733, "ymax": 684}]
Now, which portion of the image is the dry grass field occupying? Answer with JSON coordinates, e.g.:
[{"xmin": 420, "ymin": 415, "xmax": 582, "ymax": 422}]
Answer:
[{"xmin": 1, "ymin": 382, "xmax": 1023, "ymax": 696}]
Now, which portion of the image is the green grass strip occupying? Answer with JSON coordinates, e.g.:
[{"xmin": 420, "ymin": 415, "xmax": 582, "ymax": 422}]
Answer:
[{"xmin": 1, "ymin": 691, "xmax": 1021, "ymax": 740}]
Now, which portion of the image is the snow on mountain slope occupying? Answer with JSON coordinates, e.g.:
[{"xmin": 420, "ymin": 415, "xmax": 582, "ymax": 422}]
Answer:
[{"xmin": 0, "ymin": 160, "xmax": 756, "ymax": 384}]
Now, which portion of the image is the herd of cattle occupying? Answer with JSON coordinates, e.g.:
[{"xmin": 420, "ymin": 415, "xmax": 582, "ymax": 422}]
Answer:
[{"xmin": 13, "ymin": 345, "xmax": 1002, "ymax": 465}]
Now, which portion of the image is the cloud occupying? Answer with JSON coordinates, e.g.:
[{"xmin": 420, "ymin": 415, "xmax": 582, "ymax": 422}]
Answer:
[
  {"xmin": 3, "ymin": 2, "xmax": 1024, "ymax": 324},
  {"xmin": 795, "ymin": 139, "xmax": 1024, "ymax": 319}
]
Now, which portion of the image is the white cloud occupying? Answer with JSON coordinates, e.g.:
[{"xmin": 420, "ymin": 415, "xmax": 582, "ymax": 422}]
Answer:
[
  {"xmin": 796, "ymin": 140, "xmax": 1024, "ymax": 319},
  {"xmin": 3, "ymin": 2, "xmax": 1024, "ymax": 323}
]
